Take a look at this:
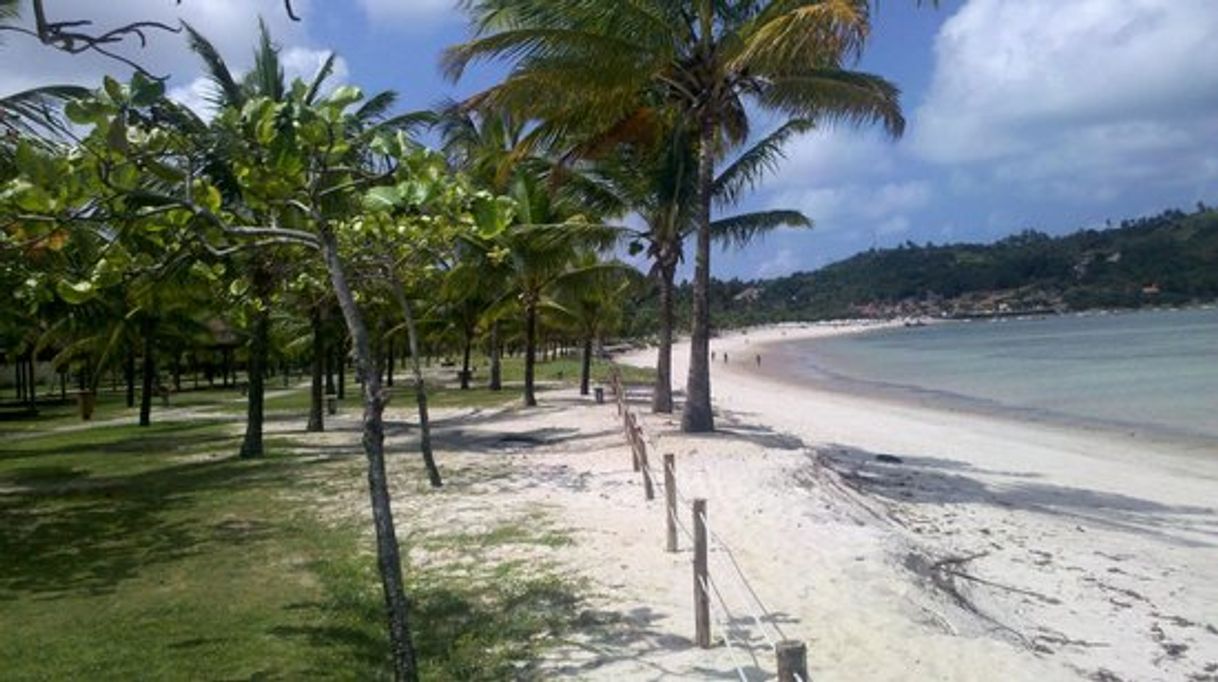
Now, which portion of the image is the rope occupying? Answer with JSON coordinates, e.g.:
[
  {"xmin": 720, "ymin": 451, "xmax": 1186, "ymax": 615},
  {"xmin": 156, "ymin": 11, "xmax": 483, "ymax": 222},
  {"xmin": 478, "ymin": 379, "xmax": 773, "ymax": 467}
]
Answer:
[
  {"xmin": 669, "ymin": 503, "xmax": 696, "ymax": 543},
  {"xmin": 619, "ymin": 405, "xmax": 798, "ymax": 679},
  {"xmin": 699, "ymin": 574, "xmax": 751, "ymax": 682},
  {"xmin": 700, "ymin": 511, "xmax": 790, "ymax": 644}
]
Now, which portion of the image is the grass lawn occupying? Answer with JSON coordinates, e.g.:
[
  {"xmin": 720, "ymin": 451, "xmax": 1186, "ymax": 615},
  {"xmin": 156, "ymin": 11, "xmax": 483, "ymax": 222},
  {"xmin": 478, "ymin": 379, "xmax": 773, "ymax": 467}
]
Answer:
[{"xmin": 0, "ymin": 389, "xmax": 585, "ymax": 680}]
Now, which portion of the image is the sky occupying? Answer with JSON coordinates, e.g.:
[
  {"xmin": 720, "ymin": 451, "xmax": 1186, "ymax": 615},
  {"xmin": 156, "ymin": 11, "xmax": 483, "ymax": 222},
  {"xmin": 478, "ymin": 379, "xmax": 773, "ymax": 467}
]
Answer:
[{"xmin": 2, "ymin": 0, "xmax": 1216, "ymax": 281}]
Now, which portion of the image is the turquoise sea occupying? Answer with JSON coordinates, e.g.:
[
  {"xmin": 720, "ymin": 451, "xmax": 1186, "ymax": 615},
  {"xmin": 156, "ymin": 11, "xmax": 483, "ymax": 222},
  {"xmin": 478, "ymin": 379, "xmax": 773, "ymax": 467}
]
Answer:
[{"xmin": 787, "ymin": 308, "xmax": 1218, "ymax": 449}]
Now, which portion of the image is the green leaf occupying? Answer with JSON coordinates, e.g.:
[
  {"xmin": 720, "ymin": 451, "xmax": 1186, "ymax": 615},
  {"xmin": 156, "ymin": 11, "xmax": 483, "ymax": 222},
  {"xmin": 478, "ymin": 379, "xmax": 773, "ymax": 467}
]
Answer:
[
  {"xmin": 472, "ymin": 194, "xmax": 515, "ymax": 238},
  {"xmin": 364, "ymin": 186, "xmax": 401, "ymax": 211},
  {"xmin": 102, "ymin": 76, "xmax": 124, "ymax": 103},
  {"xmin": 56, "ymin": 280, "xmax": 96, "ymax": 305},
  {"xmin": 326, "ymin": 85, "xmax": 363, "ymax": 111},
  {"xmin": 129, "ymin": 72, "xmax": 165, "ymax": 107}
]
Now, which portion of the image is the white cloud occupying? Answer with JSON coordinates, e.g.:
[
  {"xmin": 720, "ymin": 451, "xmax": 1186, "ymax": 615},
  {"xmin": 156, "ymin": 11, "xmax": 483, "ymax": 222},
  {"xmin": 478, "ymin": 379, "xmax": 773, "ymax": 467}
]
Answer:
[
  {"xmin": 772, "ymin": 180, "xmax": 932, "ymax": 233},
  {"xmin": 755, "ymin": 248, "xmax": 797, "ymax": 279},
  {"xmin": 283, "ymin": 46, "xmax": 349, "ymax": 84},
  {"xmin": 913, "ymin": 0, "xmax": 1218, "ymax": 167},
  {"xmin": 356, "ymin": 0, "xmax": 459, "ymax": 26},
  {"xmin": 774, "ymin": 127, "xmax": 899, "ymax": 185}
]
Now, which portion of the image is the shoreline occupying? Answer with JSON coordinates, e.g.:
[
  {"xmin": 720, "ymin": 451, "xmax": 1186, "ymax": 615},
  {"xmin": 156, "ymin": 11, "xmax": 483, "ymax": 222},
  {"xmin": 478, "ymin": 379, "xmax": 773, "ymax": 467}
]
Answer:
[
  {"xmin": 746, "ymin": 322, "xmax": 1218, "ymax": 461},
  {"xmin": 617, "ymin": 322, "xmax": 1218, "ymax": 680}
]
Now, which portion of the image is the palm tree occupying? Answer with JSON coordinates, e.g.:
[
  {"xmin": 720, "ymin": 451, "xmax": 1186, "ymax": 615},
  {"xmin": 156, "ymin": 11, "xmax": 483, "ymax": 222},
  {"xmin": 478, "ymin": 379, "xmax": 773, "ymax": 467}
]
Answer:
[
  {"xmin": 547, "ymin": 253, "xmax": 637, "ymax": 395},
  {"xmin": 445, "ymin": 0, "xmax": 904, "ymax": 431},
  {"xmin": 470, "ymin": 170, "xmax": 615, "ymax": 406},
  {"xmin": 570, "ymin": 117, "xmax": 813, "ymax": 412}
]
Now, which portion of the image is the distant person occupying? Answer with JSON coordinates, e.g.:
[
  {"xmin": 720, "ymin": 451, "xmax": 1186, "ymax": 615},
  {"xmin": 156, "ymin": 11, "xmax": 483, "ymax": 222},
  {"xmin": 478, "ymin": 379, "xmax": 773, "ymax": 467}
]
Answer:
[
  {"xmin": 712, "ymin": 351, "xmax": 717, "ymax": 361},
  {"xmin": 755, "ymin": 354, "xmax": 761, "ymax": 367},
  {"xmin": 724, "ymin": 353, "xmax": 729, "ymax": 364}
]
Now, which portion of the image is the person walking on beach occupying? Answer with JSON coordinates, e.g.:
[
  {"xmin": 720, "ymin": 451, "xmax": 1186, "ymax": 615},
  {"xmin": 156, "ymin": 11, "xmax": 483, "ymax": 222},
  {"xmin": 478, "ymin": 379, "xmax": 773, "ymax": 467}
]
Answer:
[
  {"xmin": 723, "ymin": 353, "xmax": 729, "ymax": 364},
  {"xmin": 755, "ymin": 354, "xmax": 761, "ymax": 368}
]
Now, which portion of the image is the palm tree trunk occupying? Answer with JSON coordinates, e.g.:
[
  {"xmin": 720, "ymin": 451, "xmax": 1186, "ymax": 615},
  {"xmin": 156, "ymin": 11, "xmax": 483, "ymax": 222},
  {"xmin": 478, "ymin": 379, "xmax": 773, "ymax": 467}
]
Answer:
[
  {"xmin": 320, "ymin": 231, "xmax": 418, "ymax": 681},
  {"xmin": 580, "ymin": 336, "xmax": 592, "ymax": 396},
  {"xmin": 337, "ymin": 342, "xmax": 347, "ymax": 400},
  {"xmin": 325, "ymin": 350, "xmax": 336, "ymax": 395},
  {"xmin": 386, "ymin": 336, "xmax": 395, "ymax": 387},
  {"xmin": 25, "ymin": 353, "xmax": 36, "ymax": 408},
  {"xmin": 389, "ymin": 280, "xmax": 442, "ymax": 488},
  {"xmin": 139, "ymin": 318, "xmax": 155, "ymax": 427},
  {"xmin": 488, "ymin": 321, "xmax": 502, "ymax": 391},
  {"xmin": 307, "ymin": 308, "xmax": 325, "ymax": 433},
  {"xmin": 524, "ymin": 301, "xmax": 538, "ymax": 407},
  {"xmin": 240, "ymin": 269, "xmax": 272, "ymax": 458},
  {"xmin": 681, "ymin": 113, "xmax": 716, "ymax": 432},
  {"xmin": 460, "ymin": 331, "xmax": 472, "ymax": 390},
  {"xmin": 125, "ymin": 345, "xmax": 136, "ymax": 408},
  {"xmin": 653, "ymin": 260, "xmax": 676, "ymax": 413}
]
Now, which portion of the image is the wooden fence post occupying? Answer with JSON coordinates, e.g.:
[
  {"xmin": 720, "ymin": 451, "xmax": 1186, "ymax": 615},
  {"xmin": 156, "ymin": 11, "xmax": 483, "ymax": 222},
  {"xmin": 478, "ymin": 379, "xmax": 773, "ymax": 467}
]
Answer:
[
  {"xmin": 693, "ymin": 498, "xmax": 710, "ymax": 648},
  {"xmin": 664, "ymin": 454, "xmax": 677, "ymax": 552},
  {"xmin": 776, "ymin": 640, "xmax": 808, "ymax": 681},
  {"xmin": 638, "ymin": 435, "xmax": 654, "ymax": 501},
  {"xmin": 629, "ymin": 416, "xmax": 641, "ymax": 473}
]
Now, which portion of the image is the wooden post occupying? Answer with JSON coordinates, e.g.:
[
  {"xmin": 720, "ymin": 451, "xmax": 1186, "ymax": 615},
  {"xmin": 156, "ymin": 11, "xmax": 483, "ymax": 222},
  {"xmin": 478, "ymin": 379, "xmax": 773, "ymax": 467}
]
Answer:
[
  {"xmin": 626, "ymin": 414, "xmax": 641, "ymax": 472},
  {"xmin": 664, "ymin": 454, "xmax": 677, "ymax": 552},
  {"xmin": 638, "ymin": 435, "xmax": 654, "ymax": 501},
  {"xmin": 693, "ymin": 498, "xmax": 710, "ymax": 648},
  {"xmin": 776, "ymin": 641, "xmax": 808, "ymax": 682}
]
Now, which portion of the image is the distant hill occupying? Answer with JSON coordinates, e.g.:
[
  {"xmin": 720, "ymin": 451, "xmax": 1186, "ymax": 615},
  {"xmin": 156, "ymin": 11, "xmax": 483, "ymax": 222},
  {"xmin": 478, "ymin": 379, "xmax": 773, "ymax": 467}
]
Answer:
[{"xmin": 629, "ymin": 206, "xmax": 1218, "ymax": 333}]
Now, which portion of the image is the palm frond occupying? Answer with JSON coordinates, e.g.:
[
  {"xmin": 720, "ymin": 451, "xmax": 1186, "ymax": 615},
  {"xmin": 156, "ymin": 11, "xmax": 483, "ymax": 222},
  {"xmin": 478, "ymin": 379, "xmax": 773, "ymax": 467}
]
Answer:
[
  {"xmin": 731, "ymin": 0, "xmax": 872, "ymax": 73},
  {"xmin": 304, "ymin": 51, "xmax": 338, "ymax": 104},
  {"xmin": 758, "ymin": 69, "xmax": 904, "ymax": 138},
  {"xmin": 0, "ymin": 84, "xmax": 89, "ymax": 139},
  {"xmin": 249, "ymin": 18, "xmax": 285, "ymax": 103},
  {"xmin": 709, "ymin": 209, "xmax": 810, "ymax": 248},
  {"xmin": 182, "ymin": 22, "xmax": 244, "ymax": 108},
  {"xmin": 713, "ymin": 118, "xmax": 814, "ymax": 208}
]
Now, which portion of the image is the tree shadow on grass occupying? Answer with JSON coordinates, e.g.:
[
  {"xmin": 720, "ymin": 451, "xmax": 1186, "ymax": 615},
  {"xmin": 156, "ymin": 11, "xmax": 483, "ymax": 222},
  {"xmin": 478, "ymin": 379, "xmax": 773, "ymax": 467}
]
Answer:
[
  {"xmin": 274, "ymin": 568, "xmax": 587, "ymax": 680},
  {"xmin": 0, "ymin": 449, "xmax": 301, "ymax": 600}
]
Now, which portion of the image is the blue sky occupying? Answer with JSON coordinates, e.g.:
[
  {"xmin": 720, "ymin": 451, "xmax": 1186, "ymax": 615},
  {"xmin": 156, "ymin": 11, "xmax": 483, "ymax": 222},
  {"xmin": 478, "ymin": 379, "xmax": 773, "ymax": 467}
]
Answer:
[{"xmin": 3, "ymin": 0, "xmax": 1216, "ymax": 280}]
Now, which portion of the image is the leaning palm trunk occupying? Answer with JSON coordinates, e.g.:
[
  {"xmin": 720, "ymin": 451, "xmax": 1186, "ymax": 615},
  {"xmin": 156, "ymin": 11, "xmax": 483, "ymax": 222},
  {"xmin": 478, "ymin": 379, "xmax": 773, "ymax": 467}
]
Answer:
[
  {"xmin": 307, "ymin": 308, "xmax": 325, "ymax": 432},
  {"xmin": 389, "ymin": 280, "xmax": 443, "ymax": 489},
  {"xmin": 653, "ymin": 260, "xmax": 676, "ymax": 413},
  {"xmin": 320, "ymin": 231, "xmax": 418, "ymax": 681},
  {"xmin": 681, "ymin": 116, "xmax": 716, "ymax": 432}
]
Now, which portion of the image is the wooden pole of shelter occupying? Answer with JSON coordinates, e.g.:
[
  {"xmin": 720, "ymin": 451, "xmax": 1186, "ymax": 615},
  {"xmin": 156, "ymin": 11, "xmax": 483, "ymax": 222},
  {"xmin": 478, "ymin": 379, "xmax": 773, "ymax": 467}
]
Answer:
[
  {"xmin": 664, "ymin": 454, "xmax": 677, "ymax": 552},
  {"xmin": 776, "ymin": 640, "xmax": 809, "ymax": 682},
  {"xmin": 693, "ymin": 498, "xmax": 710, "ymax": 648}
]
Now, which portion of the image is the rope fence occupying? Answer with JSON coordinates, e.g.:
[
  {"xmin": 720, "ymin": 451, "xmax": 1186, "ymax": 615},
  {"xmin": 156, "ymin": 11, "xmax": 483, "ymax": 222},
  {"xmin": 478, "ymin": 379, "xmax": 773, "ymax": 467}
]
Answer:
[{"xmin": 606, "ymin": 369, "xmax": 811, "ymax": 682}]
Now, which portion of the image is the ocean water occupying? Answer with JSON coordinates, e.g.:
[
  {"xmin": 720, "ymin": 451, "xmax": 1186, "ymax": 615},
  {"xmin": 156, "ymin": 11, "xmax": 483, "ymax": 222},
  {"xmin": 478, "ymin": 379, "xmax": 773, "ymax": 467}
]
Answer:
[{"xmin": 789, "ymin": 308, "xmax": 1218, "ymax": 448}]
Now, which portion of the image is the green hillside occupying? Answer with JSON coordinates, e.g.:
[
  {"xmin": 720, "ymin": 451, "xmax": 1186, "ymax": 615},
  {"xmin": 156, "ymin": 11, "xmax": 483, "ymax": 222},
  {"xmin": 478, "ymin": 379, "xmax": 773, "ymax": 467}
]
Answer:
[{"xmin": 633, "ymin": 206, "xmax": 1218, "ymax": 332}]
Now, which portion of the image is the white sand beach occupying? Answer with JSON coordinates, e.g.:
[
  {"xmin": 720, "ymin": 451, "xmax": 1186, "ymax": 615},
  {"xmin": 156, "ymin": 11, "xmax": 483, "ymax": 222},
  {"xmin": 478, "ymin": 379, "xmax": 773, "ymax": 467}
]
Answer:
[{"xmin": 367, "ymin": 322, "xmax": 1218, "ymax": 680}]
